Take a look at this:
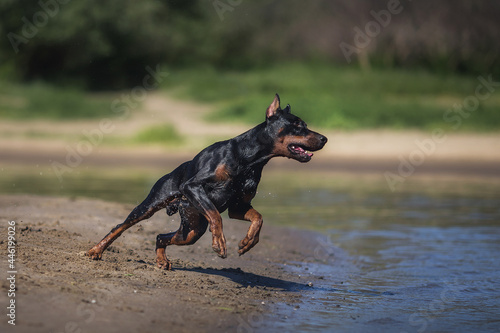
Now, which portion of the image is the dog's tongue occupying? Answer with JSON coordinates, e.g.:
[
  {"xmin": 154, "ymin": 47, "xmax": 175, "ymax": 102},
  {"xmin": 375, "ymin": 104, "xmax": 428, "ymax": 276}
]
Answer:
[{"xmin": 294, "ymin": 145, "xmax": 313, "ymax": 157}]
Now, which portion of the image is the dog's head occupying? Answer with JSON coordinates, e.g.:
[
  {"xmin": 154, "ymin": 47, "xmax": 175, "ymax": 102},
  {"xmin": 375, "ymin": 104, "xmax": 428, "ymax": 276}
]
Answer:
[{"xmin": 265, "ymin": 94, "xmax": 327, "ymax": 163}]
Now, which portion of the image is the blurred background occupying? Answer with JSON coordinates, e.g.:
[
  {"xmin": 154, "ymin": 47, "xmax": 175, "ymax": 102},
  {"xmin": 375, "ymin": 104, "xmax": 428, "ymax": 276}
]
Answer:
[
  {"xmin": 0, "ymin": 0, "xmax": 499, "ymax": 207},
  {"xmin": 1, "ymin": 0, "xmax": 499, "ymax": 193},
  {"xmin": 1, "ymin": 1, "xmax": 500, "ymax": 331},
  {"xmin": 1, "ymin": 0, "xmax": 500, "ymax": 128}
]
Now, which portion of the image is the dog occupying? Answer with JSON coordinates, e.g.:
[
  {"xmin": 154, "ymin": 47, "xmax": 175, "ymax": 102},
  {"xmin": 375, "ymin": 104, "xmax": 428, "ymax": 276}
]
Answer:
[{"xmin": 87, "ymin": 94, "xmax": 327, "ymax": 270}]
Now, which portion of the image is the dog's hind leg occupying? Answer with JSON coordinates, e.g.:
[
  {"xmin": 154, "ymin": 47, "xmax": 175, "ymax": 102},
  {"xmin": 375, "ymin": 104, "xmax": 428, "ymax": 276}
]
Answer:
[
  {"xmin": 155, "ymin": 201, "xmax": 209, "ymax": 270},
  {"xmin": 87, "ymin": 172, "xmax": 183, "ymax": 260}
]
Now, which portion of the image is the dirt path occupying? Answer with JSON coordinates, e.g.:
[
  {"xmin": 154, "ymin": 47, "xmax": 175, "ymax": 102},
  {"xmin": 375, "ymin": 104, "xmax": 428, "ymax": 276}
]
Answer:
[
  {"xmin": 0, "ymin": 92, "xmax": 248, "ymax": 151},
  {"xmin": 0, "ymin": 195, "xmax": 346, "ymax": 333}
]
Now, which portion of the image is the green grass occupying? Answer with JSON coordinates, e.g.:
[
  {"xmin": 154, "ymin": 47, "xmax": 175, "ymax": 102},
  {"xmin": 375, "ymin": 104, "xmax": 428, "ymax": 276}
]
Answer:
[
  {"xmin": 0, "ymin": 81, "xmax": 114, "ymax": 120},
  {"xmin": 2, "ymin": 64, "xmax": 499, "ymax": 131},
  {"xmin": 161, "ymin": 63, "xmax": 500, "ymax": 131},
  {"xmin": 133, "ymin": 124, "xmax": 184, "ymax": 145}
]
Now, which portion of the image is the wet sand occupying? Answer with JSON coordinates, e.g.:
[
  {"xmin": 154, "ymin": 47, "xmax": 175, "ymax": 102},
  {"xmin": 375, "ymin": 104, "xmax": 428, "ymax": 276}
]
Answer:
[{"xmin": 0, "ymin": 194, "xmax": 345, "ymax": 333}]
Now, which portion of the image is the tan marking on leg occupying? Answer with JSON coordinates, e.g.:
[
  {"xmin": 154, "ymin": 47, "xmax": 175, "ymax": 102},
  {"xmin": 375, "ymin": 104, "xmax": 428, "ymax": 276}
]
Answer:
[
  {"xmin": 203, "ymin": 209, "xmax": 226, "ymax": 258},
  {"xmin": 229, "ymin": 207, "xmax": 263, "ymax": 256},
  {"xmin": 87, "ymin": 223, "xmax": 133, "ymax": 260},
  {"xmin": 155, "ymin": 248, "xmax": 172, "ymax": 270},
  {"xmin": 214, "ymin": 164, "xmax": 231, "ymax": 181}
]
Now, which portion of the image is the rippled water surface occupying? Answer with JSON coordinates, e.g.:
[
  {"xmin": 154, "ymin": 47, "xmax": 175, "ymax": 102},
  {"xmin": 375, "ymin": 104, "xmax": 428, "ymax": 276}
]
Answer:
[
  {"xmin": 1, "ymin": 168, "xmax": 499, "ymax": 332},
  {"xmin": 255, "ymin": 174, "xmax": 500, "ymax": 332}
]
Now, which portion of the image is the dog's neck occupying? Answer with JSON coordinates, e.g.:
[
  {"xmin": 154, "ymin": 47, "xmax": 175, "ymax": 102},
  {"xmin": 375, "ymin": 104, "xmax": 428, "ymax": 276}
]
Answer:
[{"xmin": 232, "ymin": 122, "xmax": 276, "ymax": 169}]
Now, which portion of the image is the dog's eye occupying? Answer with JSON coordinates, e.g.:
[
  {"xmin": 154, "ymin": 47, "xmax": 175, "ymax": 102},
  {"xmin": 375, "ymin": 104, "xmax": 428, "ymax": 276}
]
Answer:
[{"xmin": 294, "ymin": 120, "xmax": 307, "ymax": 128}]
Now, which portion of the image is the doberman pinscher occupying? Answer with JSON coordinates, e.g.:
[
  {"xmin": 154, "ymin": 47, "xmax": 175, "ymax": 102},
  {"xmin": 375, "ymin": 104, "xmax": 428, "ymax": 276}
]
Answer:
[{"xmin": 87, "ymin": 94, "xmax": 327, "ymax": 270}]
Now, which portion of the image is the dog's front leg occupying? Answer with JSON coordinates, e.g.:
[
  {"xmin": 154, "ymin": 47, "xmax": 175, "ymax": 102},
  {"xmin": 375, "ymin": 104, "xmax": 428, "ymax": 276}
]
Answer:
[
  {"xmin": 228, "ymin": 205, "xmax": 263, "ymax": 256},
  {"xmin": 180, "ymin": 182, "xmax": 227, "ymax": 258}
]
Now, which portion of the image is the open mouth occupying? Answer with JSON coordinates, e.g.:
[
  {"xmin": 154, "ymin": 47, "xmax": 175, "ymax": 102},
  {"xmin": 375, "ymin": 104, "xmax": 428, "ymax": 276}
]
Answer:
[{"xmin": 288, "ymin": 144, "xmax": 313, "ymax": 160}]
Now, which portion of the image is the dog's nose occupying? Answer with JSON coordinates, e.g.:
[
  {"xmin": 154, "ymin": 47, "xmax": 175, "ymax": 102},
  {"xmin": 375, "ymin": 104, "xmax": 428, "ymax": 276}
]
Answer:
[{"xmin": 320, "ymin": 135, "xmax": 328, "ymax": 146}]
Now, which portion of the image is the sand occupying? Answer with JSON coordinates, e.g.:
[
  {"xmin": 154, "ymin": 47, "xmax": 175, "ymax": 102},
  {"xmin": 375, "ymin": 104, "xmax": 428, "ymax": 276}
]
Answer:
[{"xmin": 0, "ymin": 194, "xmax": 345, "ymax": 333}]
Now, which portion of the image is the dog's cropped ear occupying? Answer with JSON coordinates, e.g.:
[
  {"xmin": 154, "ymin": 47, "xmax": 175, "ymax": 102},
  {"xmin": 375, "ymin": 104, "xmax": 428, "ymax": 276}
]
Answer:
[
  {"xmin": 266, "ymin": 93, "xmax": 281, "ymax": 119},
  {"xmin": 283, "ymin": 104, "xmax": 291, "ymax": 114}
]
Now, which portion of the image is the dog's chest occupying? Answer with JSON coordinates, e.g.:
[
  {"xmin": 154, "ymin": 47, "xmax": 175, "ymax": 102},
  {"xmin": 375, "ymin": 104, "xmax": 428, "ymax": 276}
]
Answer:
[
  {"xmin": 208, "ymin": 166, "xmax": 261, "ymax": 206},
  {"xmin": 235, "ymin": 165, "xmax": 262, "ymax": 190}
]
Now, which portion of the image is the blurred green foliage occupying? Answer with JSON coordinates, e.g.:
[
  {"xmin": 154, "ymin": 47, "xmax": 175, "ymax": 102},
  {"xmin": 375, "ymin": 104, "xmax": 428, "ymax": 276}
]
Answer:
[
  {"xmin": 0, "ymin": 0, "xmax": 211, "ymax": 89},
  {"xmin": 0, "ymin": 80, "xmax": 112, "ymax": 119},
  {"xmin": 1, "ymin": 0, "xmax": 499, "ymax": 90},
  {"xmin": 1, "ymin": 63, "xmax": 499, "ymax": 131},
  {"xmin": 163, "ymin": 63, "xmax": 500, "ymax": 131},
  {"xmin": 133, "ymin": 124, "xmax": 184, "ymax": 145},
  {"xmin": 0, "ymin": 0, "xmax": 499, "ymax": 131}
]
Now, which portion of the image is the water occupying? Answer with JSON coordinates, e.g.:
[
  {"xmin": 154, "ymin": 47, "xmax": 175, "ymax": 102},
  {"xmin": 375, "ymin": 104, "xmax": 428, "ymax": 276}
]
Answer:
[
  {"xmin": 1, "ymin": 168, "xmax": 499, "ymax": 332},
  {"xmin": 254, "ymin": 176, "xmax": 500, "ymax": 332}
]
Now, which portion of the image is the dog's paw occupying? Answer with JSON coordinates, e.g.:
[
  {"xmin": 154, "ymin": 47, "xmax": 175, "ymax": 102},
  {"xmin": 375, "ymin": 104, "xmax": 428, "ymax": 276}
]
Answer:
[
  {"xmin": 212, "ymin": 233, "xmax": 227, "ymax": 259},
  {"xmin": 238, "ymin": 236, "xmax": 259, "ymax": 256},
  {"xmin": 155, "ymin": 249, "xmax": 172, "ymax": 270},
  {"xmin": 156, "ymin": 258, "xmax": 172, "ymax": 270},
  {"xmin": 87, "ymin": 247, "xmax": 103, "ymax": 260}
]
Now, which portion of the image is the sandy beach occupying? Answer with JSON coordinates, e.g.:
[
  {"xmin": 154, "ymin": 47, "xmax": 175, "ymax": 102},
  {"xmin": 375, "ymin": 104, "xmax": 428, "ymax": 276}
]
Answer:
[{"xmin": 0, "ymin": 194, "xmax": 348, "ymax": 332}]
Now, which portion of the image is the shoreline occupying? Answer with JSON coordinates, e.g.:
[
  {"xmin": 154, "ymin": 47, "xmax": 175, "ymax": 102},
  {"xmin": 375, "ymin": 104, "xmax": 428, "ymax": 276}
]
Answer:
[{"xmin": 0, "ymin": 195, "xmax": 345, "ymax": 333}]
